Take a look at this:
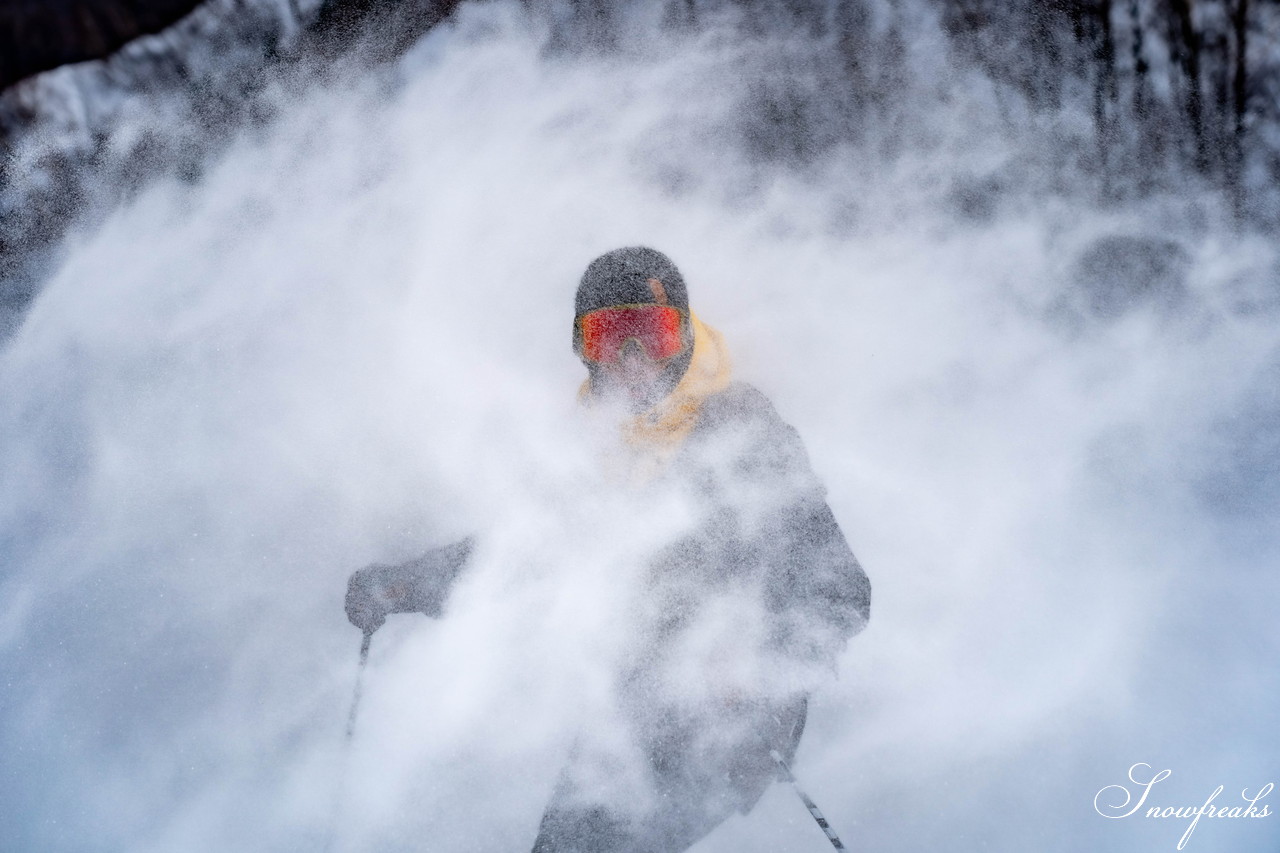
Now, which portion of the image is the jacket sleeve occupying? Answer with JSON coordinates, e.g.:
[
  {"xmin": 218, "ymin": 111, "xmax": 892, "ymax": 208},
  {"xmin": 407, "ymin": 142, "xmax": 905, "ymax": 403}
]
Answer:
[
  {"xmin": 760, "ymin": 491, "xmax": 870, "ymax": 666},
  {"xmin": 695, "ymin": 385, "xmax": 870, "ymax": 667},
  {"xmin": 397, "ymin": 536, "xmax": 475, "ymax": 615}
]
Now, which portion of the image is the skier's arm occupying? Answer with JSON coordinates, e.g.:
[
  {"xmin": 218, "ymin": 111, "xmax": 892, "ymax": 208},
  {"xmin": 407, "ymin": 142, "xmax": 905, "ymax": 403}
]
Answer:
[
  {"xmin": 762, "ymin": 494, "xmax": 870, "ymax": 666},
  {"xmin": 733, "ymin": 399, "xmax": 870, "ymax": 665},
  {"xmin": 695, "ymin": 384, "xmax": 871, "ymax": 666},
  {"xmin": 345, "ymin": 536, "xmax": 475, "ymax": 633}
]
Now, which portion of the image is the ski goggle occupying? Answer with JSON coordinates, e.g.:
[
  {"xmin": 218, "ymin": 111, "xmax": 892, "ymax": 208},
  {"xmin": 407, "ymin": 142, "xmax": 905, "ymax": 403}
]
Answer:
[{"xmin": 577, "ymin": 304, "xmax": 687, "ymax": 364}]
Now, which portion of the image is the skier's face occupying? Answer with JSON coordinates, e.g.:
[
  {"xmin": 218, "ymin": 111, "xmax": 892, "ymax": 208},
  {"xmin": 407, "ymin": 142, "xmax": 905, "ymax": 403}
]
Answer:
[
  {"xmin": 578, "ymin": 303, "xmax": 688, "ymax": 412},
  {"xmin": 596, "ymin": 339, "xmax": 671, "ymax": 412}
]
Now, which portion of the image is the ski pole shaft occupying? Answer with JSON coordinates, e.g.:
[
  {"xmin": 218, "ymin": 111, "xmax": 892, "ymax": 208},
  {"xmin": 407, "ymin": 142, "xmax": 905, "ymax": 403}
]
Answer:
[
  {"xmin": 770, "ymin": 750, "xmax": 847, "ymax": 851},
  {"xmin": 325, "ymin": 629, "xmax": 374, "ymax": 853},
  {"xmin": 345, "ymin": 629, "xmax": 373, "ymax": 739}
]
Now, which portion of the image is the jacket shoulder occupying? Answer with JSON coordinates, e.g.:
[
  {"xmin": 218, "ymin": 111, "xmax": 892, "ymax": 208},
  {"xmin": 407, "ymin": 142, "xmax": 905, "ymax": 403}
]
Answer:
[
  {"xmin": 690, "ymin": 381, "xmax": 823, "ymax": 494},
  {"xmin": 695, "ymin": 381, "xmax": 788, "ymax": 434}
]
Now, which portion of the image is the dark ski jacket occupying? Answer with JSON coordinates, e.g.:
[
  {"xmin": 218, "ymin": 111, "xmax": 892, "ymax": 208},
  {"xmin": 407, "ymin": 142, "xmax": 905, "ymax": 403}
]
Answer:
[{"xmin": 347, "ymin": 377, "xmax": 870, "ymax": 852}]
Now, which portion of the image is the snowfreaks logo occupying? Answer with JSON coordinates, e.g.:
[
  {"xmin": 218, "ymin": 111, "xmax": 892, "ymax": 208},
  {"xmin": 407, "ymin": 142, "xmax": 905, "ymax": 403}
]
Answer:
[{"xmin": 1094, "ymin": 763, "xmax": 1274, "ymax": 850}]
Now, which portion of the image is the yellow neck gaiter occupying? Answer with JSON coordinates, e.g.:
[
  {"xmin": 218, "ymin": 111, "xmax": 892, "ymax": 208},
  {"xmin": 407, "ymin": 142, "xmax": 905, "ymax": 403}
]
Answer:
[{"xmin": 580, "ymin": 310, "xmax": 733, "ymax": 482}]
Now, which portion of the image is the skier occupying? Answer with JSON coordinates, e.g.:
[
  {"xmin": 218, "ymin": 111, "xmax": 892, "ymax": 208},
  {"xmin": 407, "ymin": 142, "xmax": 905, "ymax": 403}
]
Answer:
[{"xmin": 345, "ymin": 246, "xmax": 871, "ymax": 852}]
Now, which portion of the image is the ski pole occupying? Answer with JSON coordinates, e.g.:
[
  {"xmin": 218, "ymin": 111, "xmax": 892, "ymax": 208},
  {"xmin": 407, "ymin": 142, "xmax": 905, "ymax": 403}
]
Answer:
[
  {"xmin": 324, "ymin": 628, "xmax": 374, "ymax": 853},
  {"xmin": 345, "ymin": 628, "xmax": 373, "ymax": 739},
  {"xmin": 770, "ymin": 749, "xmax": 848, "ymax": 851}
]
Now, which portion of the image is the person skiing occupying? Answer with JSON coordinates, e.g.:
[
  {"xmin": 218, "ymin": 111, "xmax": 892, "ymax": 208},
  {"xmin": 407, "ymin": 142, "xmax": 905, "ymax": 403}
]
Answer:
[{"xmin": 345, "ymin": 246, "xmax": 871, "ymax": 852}]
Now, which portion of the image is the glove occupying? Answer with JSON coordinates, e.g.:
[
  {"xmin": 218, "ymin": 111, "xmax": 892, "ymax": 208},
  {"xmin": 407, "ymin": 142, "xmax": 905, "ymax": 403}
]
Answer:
[
  {"xmin": 345, "ymin": 564, "xmax": 412, "ymax": 633},
  {"xmin": 344, "ymin": 539, "xmax": 475, "ymax": 633}
]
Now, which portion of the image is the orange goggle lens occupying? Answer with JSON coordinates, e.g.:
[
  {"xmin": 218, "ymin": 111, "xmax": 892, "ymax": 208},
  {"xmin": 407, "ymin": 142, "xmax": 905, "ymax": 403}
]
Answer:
[{"xmin": 579, "ymin": 305, "xmax": 686, "ymax": 364}]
